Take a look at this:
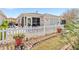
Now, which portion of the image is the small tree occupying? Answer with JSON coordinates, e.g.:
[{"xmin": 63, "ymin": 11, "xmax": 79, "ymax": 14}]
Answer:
[
  {"xmin": 61, "ymin": 21, "xmax": 78, "ymax": 48},
  {"xmin": 0, "ymin": 19, "xmax": 9, "ymax": 29},
  {"xmin": 61, "ymin": 9, "xmax": 79, "ymax": 49},
  {"xmin": 0, "ymin": 19, "xmax": 9, "ymax": 40}
]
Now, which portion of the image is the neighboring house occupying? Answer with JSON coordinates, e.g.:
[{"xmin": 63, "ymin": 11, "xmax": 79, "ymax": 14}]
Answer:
[
  {"xmin": 60, "ymin": 16, "xmax": 66, "ymax": 25},
  {"xmin": 0, "ymin": 11, "xmax": 7, "ymax": 20},
  {"xmin": 0, "ymin": 11, "xmax": 7, "ymax": 25},
  {"xmin": 17, "ymin": 13, "xmax": 62, "ymax": 27},
  {"xmin": 6, "ymin": 18, "xmax": 16, "ymax": 24},
  {"xmin": 6, "ymin": 18, "xmax": 17, "ymax": 28}
]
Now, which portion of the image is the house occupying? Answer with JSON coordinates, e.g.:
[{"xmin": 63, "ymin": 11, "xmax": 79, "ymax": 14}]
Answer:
[
  {"xmin": 0, "ymin": 11, "xmax": 6, "ymax": 20},
  {"xmin": 6, "ymin": 18, "xmax": 16, "ymax": 23},
  {"xmin": 0, "ymin": 12, "xmax": 65, "ymax": 45},
  {"xmin": 0, "ymin": 11, "xmax": 7, "ymax": 25},
  {"xmin": 17, "ymin": 13, "xmax": 62, "ymax": 27},
  {"xmin": 6, "ymin": 18, "xmax": 17, "ymax": 28}
]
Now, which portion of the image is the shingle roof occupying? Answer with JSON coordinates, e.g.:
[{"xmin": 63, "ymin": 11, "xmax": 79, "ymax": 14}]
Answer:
[{"xmin": 17, "ymin": 13, "xmax": 59, "ymax": 18}]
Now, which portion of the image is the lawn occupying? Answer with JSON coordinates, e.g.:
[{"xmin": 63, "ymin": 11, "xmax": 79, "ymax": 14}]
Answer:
[
  {"xmin": 31, "ymin": 35, "xmax": 68, "ymax": 50},
  {"xmin": 0, "ymin": 32, "xmax": 2, "ymax": 40},
  {"xmin": 0, "ymin": 32, "xmax": 6, "ymax": 40}
]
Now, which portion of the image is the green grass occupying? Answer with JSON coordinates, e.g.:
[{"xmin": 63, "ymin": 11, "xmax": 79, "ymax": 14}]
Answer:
[
  {"xmin": 0, "ymin": 32, "xmax": 2, "ymax": 40},
  {"xmin": 0, "ymin": 32, "xmax": 6, "ymax": 40},
  {"xmin": 31, "ymin": 32, "xmax": 77, "ymax": 50},
  {"xmin": 31, "ymin": 35, "xmax": 67, "ymax": 50}
]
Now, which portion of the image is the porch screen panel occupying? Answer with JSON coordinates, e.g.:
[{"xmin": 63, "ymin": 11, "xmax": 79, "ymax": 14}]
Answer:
[{"xmin": 32, "ymin": 17, "xmax": 40, "ymax": 26}]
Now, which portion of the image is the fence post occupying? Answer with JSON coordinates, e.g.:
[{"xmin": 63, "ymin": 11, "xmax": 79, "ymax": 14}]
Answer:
[
  {"xmin": 44, "ymin": 25, "xmax": 46, "ymax": 35},
  {"xmin": 6, "ymin": 28, "xmax": 8, "ymax": 43},
  {"xmin": 2, "ymin": 28, "xmax": 4, "ymax": 44}
]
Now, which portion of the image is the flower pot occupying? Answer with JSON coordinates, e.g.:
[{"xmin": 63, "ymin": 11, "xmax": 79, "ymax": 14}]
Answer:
[
  {"xmin": 57, "ymin": 28, "xmax": 62, "ymax": 33},
  {"xmin": 15, "ymin": 39, "xmax": 22, "ymax": 46},
  {"xmin": 13, "ymin": 33, "xmax": 25, "ymax": 47}
]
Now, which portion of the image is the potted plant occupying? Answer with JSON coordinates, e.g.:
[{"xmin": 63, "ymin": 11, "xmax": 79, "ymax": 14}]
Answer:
[
  {"xmin": 57, "ymin": 27, "xmax": 62, "ymax": 33},
  {"xmin": 13, "ymin": 33, "xmax": 25, "ymax": 46}
]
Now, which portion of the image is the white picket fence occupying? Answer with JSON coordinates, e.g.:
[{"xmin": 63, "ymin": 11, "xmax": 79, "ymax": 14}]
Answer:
[{"xmin": 0, "ymin": 25, "xmax": 64, "ymax": 44}]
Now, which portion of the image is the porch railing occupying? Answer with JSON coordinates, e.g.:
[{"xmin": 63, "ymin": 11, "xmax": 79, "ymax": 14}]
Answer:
[{"xmin": 0, "ymin": 25, "xmax": 64, "ymax": 44}]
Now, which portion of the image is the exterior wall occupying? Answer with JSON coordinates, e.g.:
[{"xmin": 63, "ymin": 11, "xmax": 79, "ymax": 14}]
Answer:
[
  {"xmin": 43, "ymin": 14, "xmax": 60, "ymax": 26},
  {"xmin": 17, "ymin": 13, "xmax": 44, "ymax": 27},
  {"xmin": 6, "ymin": 18, "xmax": 16, "ymax": 24},
  {"xmin": 0, "ymin": 15, "xmax": 6, "ymax": 20},
  {"xmin": 0, "ymin": 11, "xmax": 6, "ymax": 20},
  {"xmin": 0, "ymin": 14, "xmax": 7, "ymax": 25},
  {"xmin": 17, "ymin": 13, "xmax": 61, "ymax": 27}
]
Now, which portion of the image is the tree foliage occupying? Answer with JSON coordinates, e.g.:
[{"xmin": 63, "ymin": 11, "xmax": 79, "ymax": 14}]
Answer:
[
  {"xmin": 0, "ymin": 19, "xmax": 9, "ymax": 29},
  {"xmin": 61, "ymin": 9, "xmax": 79, "ymax": 49},
  {"xmin": 62, "ymin": 9, "xmax": 79, "ymax": 21}
]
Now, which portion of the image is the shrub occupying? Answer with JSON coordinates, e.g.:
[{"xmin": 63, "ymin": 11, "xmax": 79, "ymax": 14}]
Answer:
[{"xmin": 13, "ymin": 33, "xmax": 25, "ymax": 40}]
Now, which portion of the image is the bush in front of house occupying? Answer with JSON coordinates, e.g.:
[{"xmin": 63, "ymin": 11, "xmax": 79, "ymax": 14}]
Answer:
[
  {"xmin": 13, "ymin": 33, "xmax": 25, "ymax": 46},
  {"xmin": 0, "ymin": 20, "xmax": 9, "ymax": 40}
]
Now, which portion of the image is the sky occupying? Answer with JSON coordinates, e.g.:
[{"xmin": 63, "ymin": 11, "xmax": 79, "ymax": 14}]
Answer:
[{"xmin": 0, "ymin": 8, "xmax": 69, "ymax": 18}]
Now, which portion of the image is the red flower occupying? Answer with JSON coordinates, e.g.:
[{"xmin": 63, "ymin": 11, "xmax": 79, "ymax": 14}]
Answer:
[{"xmin": 15, "ymin": 39, "xmax": 22, "ymax": 46}]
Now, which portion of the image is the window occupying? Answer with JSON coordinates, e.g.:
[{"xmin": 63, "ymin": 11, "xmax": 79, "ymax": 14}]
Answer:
[
  {"xmin": 61, "ymin": 20, "xmax": 66, "ymax": 24},
  {"xmin": 25, "ymin": 17, "xmax": 27, "ymax": 25},
  {"xmin": 28, "ymin": 18, "xmax": 31, "ymax": 26},
  {"xmin": 32, "ymin": 17, "xmax": 40, "ymax": 26},
  {"xmin": 21, "ymin": 17, "xmax": 24, "ymax": 27}
]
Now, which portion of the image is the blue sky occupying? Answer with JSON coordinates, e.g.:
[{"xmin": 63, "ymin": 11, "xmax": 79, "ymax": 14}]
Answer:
[{"xmin": 0, "ymin": 8, "xmax": 69, "ymax": 18}]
